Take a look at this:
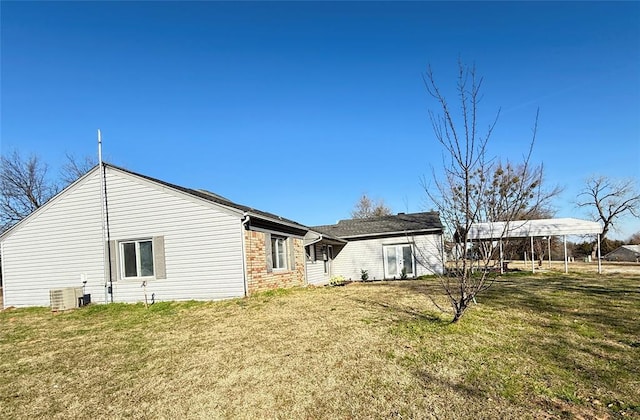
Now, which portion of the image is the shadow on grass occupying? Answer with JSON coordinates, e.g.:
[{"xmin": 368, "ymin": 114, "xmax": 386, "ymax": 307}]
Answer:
[
  {"xmin": 486, "ymin": 276, "xmax": 640, "ymax": 335},
  {"xmin": 351, "ymin": 275, "xmax": 640, "ymax": 416},
  {"xmin": 414, "ymin": 369, "xmax": 488, "ymax": 400},
  {"xmin": 380, "ymin": 274, "xmax": 640, "ymax": 334},
  {"xmin": 347, "ymin": 296, "xmax": 449, "ymax": 325}
]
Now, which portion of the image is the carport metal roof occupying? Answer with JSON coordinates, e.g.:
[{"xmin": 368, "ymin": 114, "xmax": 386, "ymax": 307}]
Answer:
[
  {"xmin": 467, "ymin": 218, "xmax": 603, "ymax": 274},
  {"xmin": 468, "ymin": 218, "xmax": 602, "ymax": 240}
]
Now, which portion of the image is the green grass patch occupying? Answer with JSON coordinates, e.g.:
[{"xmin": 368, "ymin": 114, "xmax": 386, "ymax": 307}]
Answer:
[{"xmin": 392, "ymin": 273, "xmax": 640, "ymax": 417}]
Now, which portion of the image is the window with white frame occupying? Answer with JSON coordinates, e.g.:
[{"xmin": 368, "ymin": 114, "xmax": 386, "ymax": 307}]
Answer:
[
  {"xmin": 306, "ymin": 244, "xmax": 316, "ymax": 261},
  {"xmin": 121, "ymin": 239, "xmax": 155, "ymax": 278},
  {"xmin": 271, "ymin": 236, "xmax": 288, "ymax": 270}
]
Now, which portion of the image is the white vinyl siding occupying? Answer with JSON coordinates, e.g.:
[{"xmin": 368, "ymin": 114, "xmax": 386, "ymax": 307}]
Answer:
[
  {"xmin": 331, "ymin": 234, "xmax": 444, "ymax": 281},
  {"xmin": 1, "ymin": 167, "xmax": 246, "ymax": 307},
  {"xmin": 305, "ymin": 243, "xmax": 328, "ymax": 286},
  {"xmin": 99, "ymin": 168, "xmax": 245, "ymax": 303},
  {"xmin": 1, "ymin": 172, "xmax": 106, "ymax": 307}
]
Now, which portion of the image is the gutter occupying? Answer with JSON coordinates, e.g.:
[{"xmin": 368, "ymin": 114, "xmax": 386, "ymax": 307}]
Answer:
[
  {"xmin": 240, "ymin": 214, "xmax": 251, "ymax": 297},
  {"xmin": 244, "ymin": 210, "xmax": 309, "ymax": 233},
  {"xmin": 306, "ymin": 229, "xmax": 348, "ymax": 245},
  {"xmin": 304, "ymin": 231, "xmax": 324, "ymax": 247}
]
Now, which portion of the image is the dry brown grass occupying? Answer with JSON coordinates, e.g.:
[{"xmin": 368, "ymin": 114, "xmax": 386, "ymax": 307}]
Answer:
[
  {"xmin": 1, "ymin": 268, "xmax": 639, "ymax": 419},
  {"xmin": 506, "ymin": 259, "xmax": 640, "ymax": 275}
]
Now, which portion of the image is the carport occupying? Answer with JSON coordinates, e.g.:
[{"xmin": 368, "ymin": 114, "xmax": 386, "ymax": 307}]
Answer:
[{"xmin": 467, "ymin": 218, "xmax": 603, "ymax": 274}]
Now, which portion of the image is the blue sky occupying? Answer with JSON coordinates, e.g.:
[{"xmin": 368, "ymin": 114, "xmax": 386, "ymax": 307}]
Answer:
[{"xmin": 2, "ymin": 1, "xmax": 639, "ymax": 239}]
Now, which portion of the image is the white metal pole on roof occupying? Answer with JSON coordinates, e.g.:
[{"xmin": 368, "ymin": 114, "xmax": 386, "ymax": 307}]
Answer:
[
  {"xmin": 597, "ymin": 233, "xmax": 602, "ymax": 274},
  {"xmin": 99, "ymin": 129, "xmax": 108, "ymax": 304},
  {"xmin": 98, "ymin": 129, "xmax": 114, "ymax": 303},
  {"xmin": 563, "ymin": 235, "xmax": 568, "ymax": 274},
  {"xmin": 240, "ymin": 215, "xmax": 250, "ymax": 297},
  {"xmin": 530, "ymin": 236, "xmax": 535, "ymax": 273},
  {"xmin": 98, "ymin": 129, "xmax": 102, "ymax": 165}
]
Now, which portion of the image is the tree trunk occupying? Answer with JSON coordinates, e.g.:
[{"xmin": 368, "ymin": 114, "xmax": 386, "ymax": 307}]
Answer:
[{"xmin": 451, "ymin": 300, "xmax": 468, "ymax": 323}]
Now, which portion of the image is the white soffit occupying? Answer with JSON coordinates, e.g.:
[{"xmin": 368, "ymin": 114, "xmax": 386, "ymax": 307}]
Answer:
[{"xmin": 468, "ymin": 218, "xmax": 602, "ymax": 240}]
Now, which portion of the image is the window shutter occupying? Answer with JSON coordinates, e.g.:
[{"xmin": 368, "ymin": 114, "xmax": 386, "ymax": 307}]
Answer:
[
  {"xmin": 153, "ymin": 236, "xmax": 167, "ymax": 279},
  {"xmin": 265, "ymin": 232, "xmax": 273, "ymax": 273},
  {"xmin": 107, "ymin": 240, "xmax": 119, "ymax": 282},
  {"xmin": 289, "ymin": 237, "xmax": 296, "ymax": 271}
]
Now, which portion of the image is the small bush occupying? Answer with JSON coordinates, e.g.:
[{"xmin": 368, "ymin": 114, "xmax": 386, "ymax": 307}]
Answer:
[
  {"xmin": 329, "ymin": 275, "xmax": 346, "ymax": 286},
  {"xmin": 360, "ymin": 269, "xmax": 369, "ymax": 281}
]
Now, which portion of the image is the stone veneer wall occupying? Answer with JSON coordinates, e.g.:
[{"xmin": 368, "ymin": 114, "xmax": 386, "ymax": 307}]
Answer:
[{"xmin": 244, "ymin": 230, "xmax": 306, "ymax": 294}]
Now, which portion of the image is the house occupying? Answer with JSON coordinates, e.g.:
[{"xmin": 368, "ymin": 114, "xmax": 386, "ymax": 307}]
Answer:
[
  {"xmin": 1, "ymin": 163, "xmax": 446, "ymax": 308},
  {"xmin": 0, "ymin": 164, "xmax": 308, "ymax": 308},
  {"xmin": 303, "ymin": 229, "xmax": 347, "ymax": 286},
  {"xmin": 604, "ymin": 245, "xmax": 640, "ymax": 262},
  {"xmin": 309, "ymin": 213, "xmax": 445, "ymax": 282}
]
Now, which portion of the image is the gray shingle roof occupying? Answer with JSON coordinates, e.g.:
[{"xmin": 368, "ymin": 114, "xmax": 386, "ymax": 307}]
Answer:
[
  {"xmin": 312, "ymin": 212, "xmax": 443, "ymax": 239},
  {"xmin": 615, "ymin": 245, "xmax": 640, "ymax": 255}
]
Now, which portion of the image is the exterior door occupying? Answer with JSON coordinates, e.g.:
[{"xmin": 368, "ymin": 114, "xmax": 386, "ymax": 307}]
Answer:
[{"xmin": 384, "ymin": 244, "xmax": 414, "ymax": 278}]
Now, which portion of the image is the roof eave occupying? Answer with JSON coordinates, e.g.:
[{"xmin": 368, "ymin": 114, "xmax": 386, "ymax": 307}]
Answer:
[
  {"xmin": 245, "ymin": 211, "xmax": 310, "ymax": 233},
  {"xmin": 340, "ymin": 227, "xmax": 443, "ymax": 240}
]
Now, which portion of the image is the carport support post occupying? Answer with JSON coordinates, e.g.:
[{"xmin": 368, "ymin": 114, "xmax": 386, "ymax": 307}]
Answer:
[
  {"xmin": 548, "ymin": 237, "xmax": 552, "ymax": 269},
  {"xmin": 530, "ymin": 236, "xmax": 535, "ymax": 273},
  {"xmin": 563, "ymin": 235, "xmax": 568, "ymax": 274},
  {"xmin": 597, "ymin": 233, "xmax": 602, "ymax": 274},
  {"xmin": 440, "ymin": 234, "xmax": 446, "ymax": 275},
  {"xmin": 499, "ymin": 240, "xmax": 504, "ymax": 274}
]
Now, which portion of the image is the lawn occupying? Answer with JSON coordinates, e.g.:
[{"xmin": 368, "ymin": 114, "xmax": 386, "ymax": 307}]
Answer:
[{"xmin": 1, "ymin": 272, "xmax": 639, "ymax": 419}]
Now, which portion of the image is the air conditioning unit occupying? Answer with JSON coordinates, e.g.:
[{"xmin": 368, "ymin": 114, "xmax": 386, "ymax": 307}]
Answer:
[{"xmin": 50, "ymin": 287, "xmax": 83, "ymax": 312}]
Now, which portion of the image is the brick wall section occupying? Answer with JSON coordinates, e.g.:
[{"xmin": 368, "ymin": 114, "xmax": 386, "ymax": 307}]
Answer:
[{"xmin": 244, "ymin": 230, "xmax": 306, "ymax": 294}]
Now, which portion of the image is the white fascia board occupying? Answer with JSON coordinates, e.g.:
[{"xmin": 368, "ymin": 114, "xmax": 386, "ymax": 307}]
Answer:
[{"xmin": 341, "ymin": 228, "xmax": 442, "ymax": 240}]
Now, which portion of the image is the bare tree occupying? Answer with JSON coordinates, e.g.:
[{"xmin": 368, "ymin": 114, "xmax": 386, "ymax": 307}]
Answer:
[
  {"xmin": 423, "ymin": 61, "xmax": 558, "ymax": 322},
  {"xmin": 0, "ymin": 151, "xmax": 58, "ymax": 232},
  {"xmin": 351, "ymin": 193, "xmax": 392, "ymax": 219},
  {"xmin": 627, "ymin": 232, "xmax": 640, "ymax": 245},
  {"xmin": 500, "ymin": 206, "xmax": 559, "ymax": 260},
  {"xmin": 577, "ymin": 175, "xmax": 640, "ymax": 241},
  {"xmin": 60, "ymin": 153, "xmax": 97, "ymax": 185}
]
